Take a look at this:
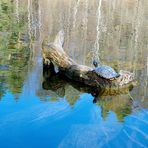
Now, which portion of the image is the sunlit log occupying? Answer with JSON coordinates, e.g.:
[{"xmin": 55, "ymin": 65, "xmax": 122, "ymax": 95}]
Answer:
[{"xmin": 42, "ymin": 30, "xmax": 134, "ymax": 88}]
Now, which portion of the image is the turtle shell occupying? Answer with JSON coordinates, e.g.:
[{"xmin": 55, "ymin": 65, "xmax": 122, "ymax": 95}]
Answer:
[{"xmin": 94, "ymin": 65, "xmax": 120, "ymax": 79}]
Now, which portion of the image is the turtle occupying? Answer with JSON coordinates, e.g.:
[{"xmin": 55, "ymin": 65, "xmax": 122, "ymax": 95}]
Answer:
[{"xmin": 92, "ymin": 59, "xmax": 120, "ymax": 80}]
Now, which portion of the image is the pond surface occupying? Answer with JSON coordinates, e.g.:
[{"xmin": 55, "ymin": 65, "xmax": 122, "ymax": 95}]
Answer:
[{"xmin": 0, "ymin": 0, "xmax": 148, "ymax": 147}]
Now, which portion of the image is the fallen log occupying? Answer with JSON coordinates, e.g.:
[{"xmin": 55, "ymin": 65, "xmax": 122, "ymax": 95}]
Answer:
[{"xmin": 42, "ymin": 30, "xmax": 134, "ymax": 89}]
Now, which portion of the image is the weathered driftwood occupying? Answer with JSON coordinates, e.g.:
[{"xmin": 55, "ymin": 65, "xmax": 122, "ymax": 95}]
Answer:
[{"xmin": 42, "ymin": 30, "xmax": 134, "ymax": 88}]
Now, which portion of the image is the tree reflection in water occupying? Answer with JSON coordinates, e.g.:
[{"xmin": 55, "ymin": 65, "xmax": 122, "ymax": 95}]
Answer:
[
  {"xmin": 0, "ymin": 0, "xmax": 147, "ymax": 147},
  {"xmin": 42, "ymin": 66, "xmax": 134, "ymax": 122}
]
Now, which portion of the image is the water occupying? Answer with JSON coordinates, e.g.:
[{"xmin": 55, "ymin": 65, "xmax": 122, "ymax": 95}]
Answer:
[
  {"xmin": 0, "ymin": 0, "xmax": 148, "ymax": 147},
  {"xmin": 94, "ymin": 0, "xmax": 102, "ymax": 62}
]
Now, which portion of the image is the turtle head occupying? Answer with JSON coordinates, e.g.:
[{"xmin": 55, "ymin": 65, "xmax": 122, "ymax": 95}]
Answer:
[{"xmin": 93, "ymin": 59, "xmax": 99, "ymax": 67}]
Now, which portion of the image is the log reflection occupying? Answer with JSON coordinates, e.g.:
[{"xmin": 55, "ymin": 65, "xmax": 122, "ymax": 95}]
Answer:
[{"xmin": 42, "ymin": 66, "xmax": 134, "ymax": 121}]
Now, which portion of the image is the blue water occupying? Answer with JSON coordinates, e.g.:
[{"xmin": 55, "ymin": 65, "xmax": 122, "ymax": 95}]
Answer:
[
  {"xmin": 0, "ymin": 69, "xmax": 148, "ymax": 148},
  {"xmin": 0, "ymin": 0, "xmax": 148, "ymax": 147}
]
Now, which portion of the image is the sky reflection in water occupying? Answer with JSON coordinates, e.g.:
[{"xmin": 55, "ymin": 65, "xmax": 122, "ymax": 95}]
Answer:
[{"xmin": 0, "ymin": 0, "xmax": 148, "ymax": 147}]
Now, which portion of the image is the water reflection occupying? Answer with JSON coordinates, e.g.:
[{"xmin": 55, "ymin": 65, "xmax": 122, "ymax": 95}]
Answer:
[
  {"xmin": 40, "ymin": 0, "xmax": 147, "ymax": 105},
  {"xmin": 0, "ymin": 0, "xmax": 148, "ymax": 147},
  {"xmin": 42, "ymin": 66, "xmax": 133, "ymax": 122},
  {"xmin": 0, "ymin": 0, "xmax": 41, "ymax": 98}
]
